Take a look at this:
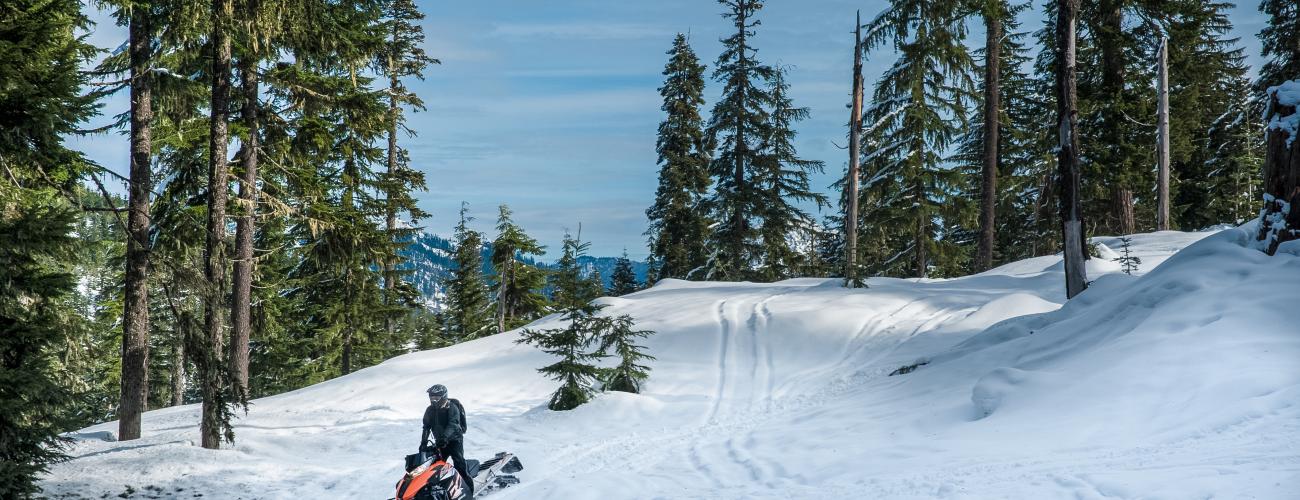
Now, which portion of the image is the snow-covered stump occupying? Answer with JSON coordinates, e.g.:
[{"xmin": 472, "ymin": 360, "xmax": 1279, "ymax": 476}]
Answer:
[{"xmin": 1257, "ymin": 80, "xmax": 1300, "ymax": 255}]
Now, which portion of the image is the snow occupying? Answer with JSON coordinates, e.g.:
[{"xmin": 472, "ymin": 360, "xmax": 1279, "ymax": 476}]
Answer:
[
  {"xmin": 41, "ymin": 226, "xmax": 1300, "ymax": 499},
  {"xmin": 1266, "ymin": 80, "xmax": 1300, "ymax": 147}
]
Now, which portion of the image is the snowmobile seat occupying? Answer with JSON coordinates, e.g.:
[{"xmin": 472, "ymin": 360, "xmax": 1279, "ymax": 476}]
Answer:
[{"xmin": 464, "ymin": 458, "xmax": 481, "ymax": 478}]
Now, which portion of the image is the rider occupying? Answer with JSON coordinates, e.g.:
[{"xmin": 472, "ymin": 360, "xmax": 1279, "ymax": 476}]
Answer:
[{"xmin": 420, "ymin": 384, "xmax": 471, "ymax": 498}]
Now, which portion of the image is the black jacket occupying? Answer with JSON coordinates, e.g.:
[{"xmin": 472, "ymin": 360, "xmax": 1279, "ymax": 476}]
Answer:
[{"xmin": 421, "ymin": 399, "xmax": 464, "ymax": 445}]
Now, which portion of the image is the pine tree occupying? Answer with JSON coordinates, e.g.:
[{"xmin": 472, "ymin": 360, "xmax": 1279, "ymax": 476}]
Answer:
[
  {"xmin": 608, "ymin": 251, "xmax": 640, "ymax": 296},
  {"xmin": 446, "ymin": 204, "xmax": 493, "ymax": 341},
  {"xmin": 646, "ymin": 33, "xmax": 711, "ymax": 282},
  {"xmin": 596, "ymin": 315, "xmax": 655, "ymax": 394},
  {"xmin": 704, "ymin": 0, "xmax": 776, "ymax": 280},
  {"xmin": 753, "ymin": 67, "xmax": 827, "ymax": 281},
  {"xmin": 860, "ymin": 0, "xmax": 976, "ymax": 278},
  {"xmin": 490, "ymin": 205, "xmax": 547, "ymax": 333},
  {"xmin": 515, "ymin": 306, "xmax": 606, "ymax": 411}
]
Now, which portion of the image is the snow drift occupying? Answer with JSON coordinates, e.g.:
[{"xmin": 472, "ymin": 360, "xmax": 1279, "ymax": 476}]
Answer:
[{"xmin": 42, "ymin": 225, "xmax": 1300, "ymax": 499}]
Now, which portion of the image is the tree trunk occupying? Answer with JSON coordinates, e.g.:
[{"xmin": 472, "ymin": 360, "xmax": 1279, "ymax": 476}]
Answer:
[
  {"xmin": 1114, "ymin": 187, "xmax": 1135, "ymax": 235},
  {"xmin": 118, "ymin": 5, "xmax": 153, "ymax": 442},
  {"xmin": 914, "ymin": 178, "xmax": 927, "ymax": 278},
  {"xmin": 496, "ymin": 256, "xmax": 509, "ymax": 333},
  {"xmin": 1256, "ymin": 84, "xmax": 1300, "ymax": 254},
  {"xmin": 171, "ymin": 334, "xmax": 185, "ymax": 407},
  {"xmin": 201, "ymin": 0, "xmax": 233, "ymax": 450},
  {"xmin": 976, "ymin": 6, "xmax": 1002, "ymax": 272},
  {"xmin": 1057, "ymin": 0, "xmax": 1088, "ymax": 299},
  {"xmin": 162, "ymin": 282, "xmax": 187, "ymax": 407},
  {"xmin": 1156, "ymin": 36, "xmax": 1170, "ymax": 231},
  {"xmin": 731, "ymin": 4, "xmax": 748, "ymax": 280},
  {"xmin": 229, "ymin": 57, "xmax": 258, "ymax": 395},
  {"xmin": 385, "ymin": 39, "xmax": 399, "ymax": 339},
  {"xmin": 845, "ymin": 10, "xmax": 863, "ymax": 286}
]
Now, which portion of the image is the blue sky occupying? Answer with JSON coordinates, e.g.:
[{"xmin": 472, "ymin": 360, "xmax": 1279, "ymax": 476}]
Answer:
[{"xmin": 73, "ymin": 0, "xmax": 1267, "ymax": 259}]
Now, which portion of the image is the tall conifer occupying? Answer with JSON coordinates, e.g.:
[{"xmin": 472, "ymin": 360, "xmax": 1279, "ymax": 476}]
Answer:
[
  {"xmin": 704, "ymin": 0, "xmax": 776, "ymax": 280},
  {"xmin": 646, "ymin": 34, "xmax": 711, "ymax": 281}
]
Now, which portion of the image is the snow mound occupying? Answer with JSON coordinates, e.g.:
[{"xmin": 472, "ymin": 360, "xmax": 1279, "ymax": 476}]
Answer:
[{"xmin": 41, "ymin": 227, "xmax": 1300, "ymax": 499}]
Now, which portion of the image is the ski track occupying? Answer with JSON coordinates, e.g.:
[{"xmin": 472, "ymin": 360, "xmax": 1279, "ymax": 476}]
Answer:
[{"xmin": 546, "ymin": 286, "xmax": 985, "ymax": 494}]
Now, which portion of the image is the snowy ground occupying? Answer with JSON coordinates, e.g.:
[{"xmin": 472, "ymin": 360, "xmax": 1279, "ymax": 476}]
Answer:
[{"xmin": 42, "ymin": 225, "xmax": 1300, "ymax": 499}]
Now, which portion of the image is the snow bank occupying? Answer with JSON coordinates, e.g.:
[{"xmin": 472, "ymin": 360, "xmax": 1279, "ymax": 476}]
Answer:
[{"xmin": 41, "ymin": 227, "xmax": 1300, "ymax": 499}]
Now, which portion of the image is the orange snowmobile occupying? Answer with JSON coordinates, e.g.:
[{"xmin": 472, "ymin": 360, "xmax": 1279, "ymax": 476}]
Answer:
[{"xmin": 393, "ymin": 449, "xmax": 522, "ymax": 500}]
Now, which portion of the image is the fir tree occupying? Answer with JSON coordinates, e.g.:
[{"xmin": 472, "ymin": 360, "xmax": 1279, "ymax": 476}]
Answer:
[
  {"xmin": 549, "ymin": 229, "xmax": 604, "ymax": 310},
  {"xmin": 596, "ymin": 315, "xmax": 656, "ymax": 394},
  {"xmin": 704, "ymin": 0, "xmax": 776, "ymax": 280},
  {"xmin": 1166, "ymin": 0, "xmax": 1258, "ymax": 230},
  {"xmin": 1255, "ymin": 0, "xmax": 1300, "ymax": 98},
  {"xmin": 446, "ymin": 204, "xmax": 493, "ymax": 341},
  {"xmin": 860, "ymin": 0, "xmax": 976, "ymax": 278},
  {"xmin": 1112, "ymin": 236, "xmax": 1141, "ymax": 275},
  {"xmin": 608, "ymin": 251, "xmax": 641, "ymax": 296},
  {"xmin": 647, "ymin": 33, "xmax": 711, "ymax": 282},
  {"xmin": 953, "ymin": 5, "xmax": 1042, "ymax": 267},
  {"xmin": 490, "ymin": 205, "xmax": 548, "ymax": 333},
  {"xmin": 381, "ymin": 0, "xmax": 437, "ymax": 338},
  {"xmin": 753, "ymin": 67, "xmax": 827, "ymax": 281},
  {"xmin": 0, "ymin": 0, "xmax": 95, "ymax": 491},
  {"xmin": 515, "ymin": 306, "xmax": 606, "ymax": 411}
]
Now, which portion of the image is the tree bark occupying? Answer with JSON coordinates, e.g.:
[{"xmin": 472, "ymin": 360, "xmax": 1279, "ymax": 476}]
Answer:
[
  {"xmin": 1156, "ymin": 36, "xmax": 1170, "ymax": 231},
  {"xmin": 1256, "ymin": 85, "xmax": 1300, "ymax": 254},
  {"xmin": 845, "ymin": 10, "xmax": 863, "ymax": 286},
  {"xmin": 385, "ymin": 33, "xmax": 399, "ymax": 339},
  {"xmin": 1114, "ymin": 188, "xmax": 1135, "ymax": 235},
  {"xmin": 119, "ymin": 5, "xmax": 153, "ymax": 442},
  {"xmin": 1057, "ymin": 0, "xmax": 1088, "ymax": 299},
  {"xmin": 229, "ymin": 57, "xmax": 258, "ymax": 395},
  {"xmin": 976, "ymin": 6, "xmax": 1002, "ymax": 272},
  {"xmin": 201, "ymin": 0, "xmax": 233, "ymax": 450}
]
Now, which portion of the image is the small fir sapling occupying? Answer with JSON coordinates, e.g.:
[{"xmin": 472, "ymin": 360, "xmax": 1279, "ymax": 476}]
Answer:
[
  {"xmin": 1112, "ymin": 236, "xmax": 1141, "ymax": 275},
  {"xmin": 596, "ymin": 315, "xmax": 655, "ymax": 393}
]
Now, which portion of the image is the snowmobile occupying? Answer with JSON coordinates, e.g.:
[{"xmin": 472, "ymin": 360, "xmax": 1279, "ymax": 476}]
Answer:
[{"xmin": 392, "ymin": 449, "xmax": 522, "ymax": 500}]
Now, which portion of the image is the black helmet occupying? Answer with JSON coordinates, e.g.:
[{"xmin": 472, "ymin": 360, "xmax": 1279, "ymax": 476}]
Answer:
[{"xmin": 426, "ymin": 384, "xmax": 448, "ymax": 399}]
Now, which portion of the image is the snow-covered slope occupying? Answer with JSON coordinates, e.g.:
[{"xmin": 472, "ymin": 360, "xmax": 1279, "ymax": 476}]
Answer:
[{"xmin": 42, "ymin": 226, "xmax": 1300, "ymax": 499}]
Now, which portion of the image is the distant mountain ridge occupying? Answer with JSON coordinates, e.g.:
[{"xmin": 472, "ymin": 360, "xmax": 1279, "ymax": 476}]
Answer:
[{"xmin": 398, "ymin": 232, "xmax": 648, "ymax": 307}]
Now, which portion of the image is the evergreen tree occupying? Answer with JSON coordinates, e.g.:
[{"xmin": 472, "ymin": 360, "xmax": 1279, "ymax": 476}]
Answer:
[
  {"xmin": 1166, "ymin": 0, "xmax": 1257, "ymax": 229},
  {"xmin": 596, "ymin": 315, "xmax": 655, "ymax": 394},
  {"xmin": 490, "ymin": 205, "xmax": 548, "ymax": 333},
  {"xmin": 381, "ymin": 0, "xmax": 436, "ymax": 338},
  {"xmin": 608, "ymin": 251, "xmax": 641, "ymax": 296},
  {"xmin": 1112, "ymin": 236, "xmax": 1141, "ymax": 274},
  {"xmin": 549, "ymin": 229, "xmax": 604, "ymax": 310},
  {"xmin": 446, "ymin": 204, "xmax": 493, "ymax": 341},
  {"xmin": 646, "ymin": 33, "xmax": 711, "ymax": 281},
  {"xmin": 0, "ymin": 191, "xmax": 82, "ymax": 499},
  {"xmin": 515, "ymin": 305, "xmax": 606, "ymax": 411},
  {"xmin": 0, "ymin": 0, "xmax": 96, "ymax": 490},
  {"xmin": 1255, "ymin": 0, "xmax": 1300, "ymax": 98},
  {"xmin": 753, "ymin": 67, "xmax": 827, "ymax": 281},
  {"xmin": 704, "ymin": 0, "xmax": 776, "ymax": 280},
  {"xmin": 860, "ymin": 0, "xmax": 976, "ymax": 278},
  {"xmin": 1076, "ymin": 0, "xmax": 1158, "ymax": 236},
  {"xmin": 953, "ymin": 5, "xmax": 1044, "ymax": 267}
]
